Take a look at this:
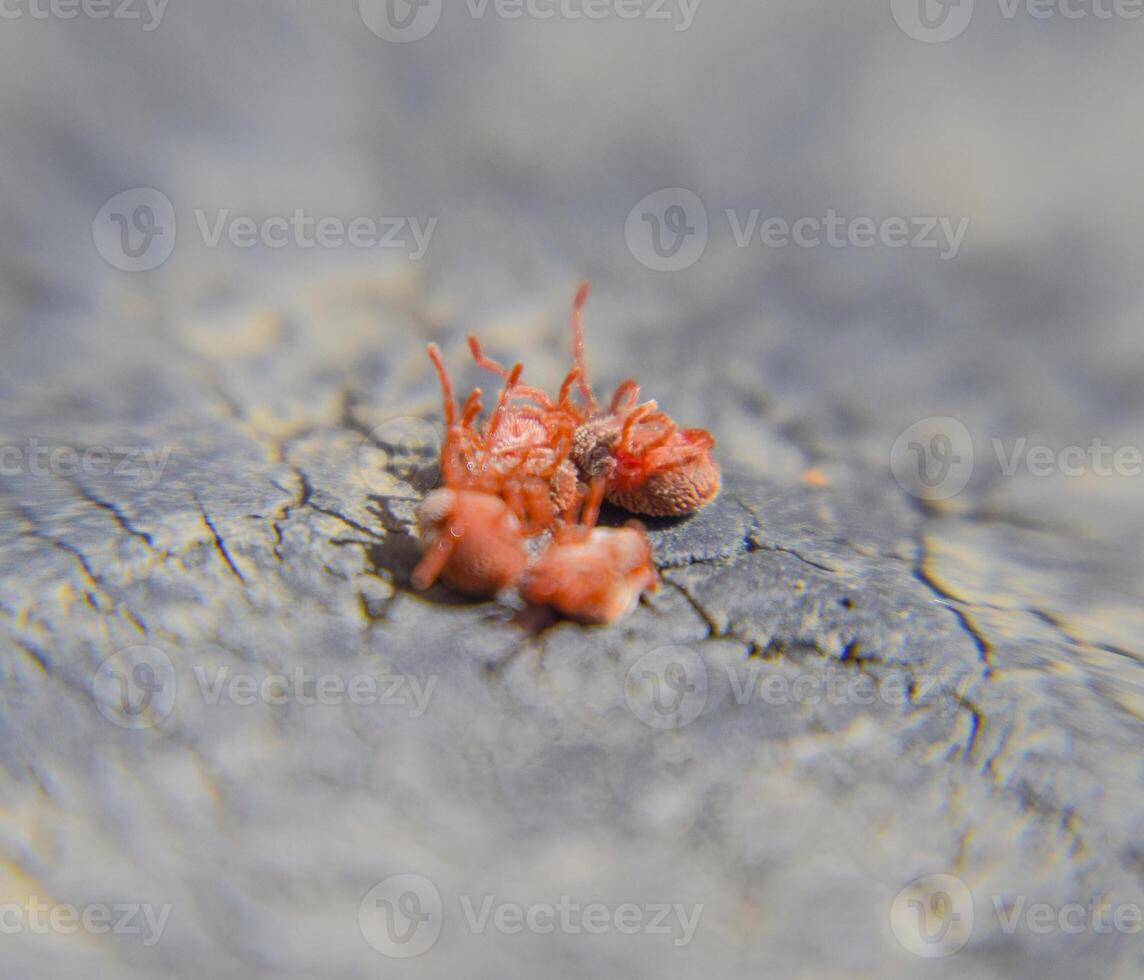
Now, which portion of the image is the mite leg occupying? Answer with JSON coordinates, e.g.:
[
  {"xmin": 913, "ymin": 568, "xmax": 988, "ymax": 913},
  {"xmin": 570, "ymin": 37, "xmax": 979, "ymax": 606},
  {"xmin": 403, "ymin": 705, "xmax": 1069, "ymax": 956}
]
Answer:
[
  {"xmin": 522, "ymin": 478, "xmax": 557, "ymax": 534},
  {"xmin": 467, "ymin": 335, "xmax": 510, "ymax": 378},
  {"xmin": 558, "ymin": 367, "xmax": 584, "ymax": 415},
  {"xmin": 411, "ymin": 527, "xmax": 459, "ymax": 590},
  {"xmin": 617, "ymin": 402, "xmax": 658, "ymax": 454},
  {"xmin": 460, "ymin": 388, "xmax": 483, "ymax": 428},
  {"xmin": 609, "ymin": 380, "xmax": 641, "ymax": 414},
  {"xmin": 485, "ymin": 363, "xmax": 524, "ymax": 439},
  {"xmin": 569, "ymin": 281, "xmax": 599, "ymax": 412},
  {"xmin": 427, "ymin": 343, "xmax": 457, "ymax": 427},
  {"xmin": 579, "ymin": 474, "xmax": 606, "ymax": 530}
]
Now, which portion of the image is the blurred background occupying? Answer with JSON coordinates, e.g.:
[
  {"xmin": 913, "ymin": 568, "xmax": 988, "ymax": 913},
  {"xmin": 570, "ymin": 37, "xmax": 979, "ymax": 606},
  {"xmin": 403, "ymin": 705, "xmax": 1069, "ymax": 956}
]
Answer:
[
  {"xmin": 2, "ymin": 1, "xmax": 1143, "ymax": 977},
  {"xmin": 4, "ymin": 0, "xmax": 1144, "ymax": 549}
]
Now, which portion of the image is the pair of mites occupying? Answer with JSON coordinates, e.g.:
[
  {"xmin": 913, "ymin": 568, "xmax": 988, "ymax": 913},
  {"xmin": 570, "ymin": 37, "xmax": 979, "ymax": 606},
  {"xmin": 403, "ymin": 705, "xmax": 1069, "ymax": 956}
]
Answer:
[{"xmin": 411, "ymin": 282, "xmax": 721, "ymax": 625}]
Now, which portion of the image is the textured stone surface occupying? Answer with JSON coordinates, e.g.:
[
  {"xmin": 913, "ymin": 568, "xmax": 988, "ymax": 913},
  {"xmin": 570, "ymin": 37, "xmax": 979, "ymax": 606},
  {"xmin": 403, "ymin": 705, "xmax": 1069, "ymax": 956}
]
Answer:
[{"xmin": 2, "ymin": 4, "xmax": 1143, "ymax": 978}]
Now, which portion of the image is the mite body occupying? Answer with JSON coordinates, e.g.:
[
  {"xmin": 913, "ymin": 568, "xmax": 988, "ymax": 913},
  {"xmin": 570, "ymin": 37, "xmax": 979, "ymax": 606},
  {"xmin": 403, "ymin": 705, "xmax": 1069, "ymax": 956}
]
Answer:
[
  {"xmin": 412, "ymin": 488, "xmax": 527, "ymax": 597},
  {"xmin": 520, "ymin": 522, "xmax": 658, "ymax": 625},
  {"xmin": 409, "ymin": 282, "xmax": 718, "ymax": 624},
  {"xmin": 562, "ymin": 281, "xmax": 721, "ymax": 517}
]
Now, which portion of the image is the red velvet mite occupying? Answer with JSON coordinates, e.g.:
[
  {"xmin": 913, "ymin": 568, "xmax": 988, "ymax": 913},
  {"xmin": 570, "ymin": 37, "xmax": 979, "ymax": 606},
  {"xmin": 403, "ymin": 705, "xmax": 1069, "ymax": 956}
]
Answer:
[{"xmin": 410, "ymin": 282, "xmax": 717, "ymax": 624}]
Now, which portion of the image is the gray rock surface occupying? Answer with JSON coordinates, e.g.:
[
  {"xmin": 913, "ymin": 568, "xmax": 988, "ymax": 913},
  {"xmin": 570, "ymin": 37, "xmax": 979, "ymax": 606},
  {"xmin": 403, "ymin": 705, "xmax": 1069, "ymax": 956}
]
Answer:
[{"xmin": 1, "ymin": 3, "xmax": 1142, "ymax": 978}]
